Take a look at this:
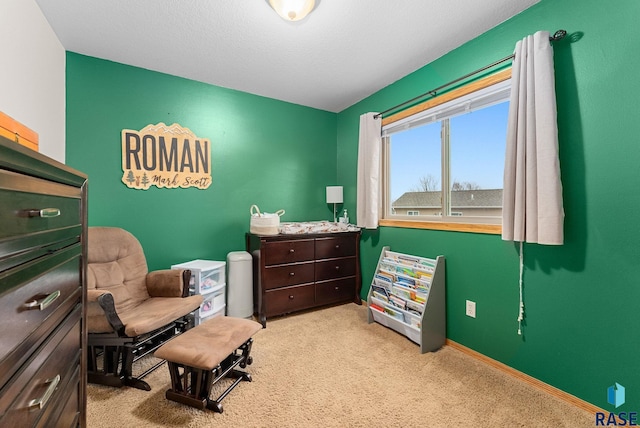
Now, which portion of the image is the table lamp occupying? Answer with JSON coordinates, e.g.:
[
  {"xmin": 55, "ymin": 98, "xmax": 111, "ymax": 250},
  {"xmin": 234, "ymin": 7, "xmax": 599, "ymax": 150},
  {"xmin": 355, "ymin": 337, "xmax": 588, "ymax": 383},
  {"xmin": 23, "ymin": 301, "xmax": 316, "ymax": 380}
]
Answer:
[{"xmin": 326, "ymin": 186, "xmax": 343, "ymax": 223}]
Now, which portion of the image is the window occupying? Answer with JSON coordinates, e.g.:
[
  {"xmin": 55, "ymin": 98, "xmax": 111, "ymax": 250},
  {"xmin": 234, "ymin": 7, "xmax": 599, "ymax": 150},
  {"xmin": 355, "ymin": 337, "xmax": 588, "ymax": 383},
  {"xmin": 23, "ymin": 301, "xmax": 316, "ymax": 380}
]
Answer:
[{"xmin": 381, "ymin": 71, "xmax": 511, "ymax": 233}]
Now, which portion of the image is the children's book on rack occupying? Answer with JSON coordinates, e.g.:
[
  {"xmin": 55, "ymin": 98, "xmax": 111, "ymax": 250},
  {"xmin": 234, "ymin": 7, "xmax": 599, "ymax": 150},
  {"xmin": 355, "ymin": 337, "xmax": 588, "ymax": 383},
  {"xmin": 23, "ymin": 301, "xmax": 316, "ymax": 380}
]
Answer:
[
  {"xmin": 367, "ymin": 246, "xmax": 446, "ymax": 354},
  {"xmin": 371, "ymin": 284, "xmax": 390, "ymax": 302}
]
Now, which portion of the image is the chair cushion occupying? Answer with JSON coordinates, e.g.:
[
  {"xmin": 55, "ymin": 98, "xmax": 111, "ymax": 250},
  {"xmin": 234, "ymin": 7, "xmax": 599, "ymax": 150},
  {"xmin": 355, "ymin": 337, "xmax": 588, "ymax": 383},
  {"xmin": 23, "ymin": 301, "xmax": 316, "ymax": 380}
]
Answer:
[
  {"xmin": 118, "ymin": 294, "xmax": 203, "ymax": 337},
  {"xmin": 88, "ymin": 227, "xmax": 150, "ymax": 315}
]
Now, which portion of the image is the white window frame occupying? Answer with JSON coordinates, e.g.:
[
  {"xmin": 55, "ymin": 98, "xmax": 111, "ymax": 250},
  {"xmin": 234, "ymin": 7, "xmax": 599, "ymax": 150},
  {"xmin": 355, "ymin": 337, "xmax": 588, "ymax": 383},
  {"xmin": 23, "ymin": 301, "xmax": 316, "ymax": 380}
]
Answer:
[{"xmin": 380, "ymin": 71, "xmax": 511, "ymax": 234}]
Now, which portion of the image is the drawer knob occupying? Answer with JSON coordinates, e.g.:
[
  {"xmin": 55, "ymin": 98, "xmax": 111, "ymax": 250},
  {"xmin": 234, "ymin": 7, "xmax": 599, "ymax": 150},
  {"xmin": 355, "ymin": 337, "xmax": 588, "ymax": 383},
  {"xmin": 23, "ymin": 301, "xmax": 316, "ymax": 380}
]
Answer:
[
  {"xmin": 289, "ymin": 295, "xmax": 294, "ymax": 300},
  {"xmin": 335, "ymin": 244, "xmax": 340, "ymax": 249},
  {"xmin": 335, "ymin": 266, "xmax": 340, "ymax": 270},
  {"xmin": 26, "ymin": 208, "xmax": 61, "ymax": 218},
  {"xmin": 289, "ymin": 249, "xmax": 295, "ymax": 253},
  {"xmin": 289, "ymin": 272, "xmax": 295, "ymax": 276},
  {"xmin": 25, "ymin": 290, "xmax": 61, "ymax": 310},
  {"xmin": 28, "ymin": 374, "xmax": 60, "ymax": 409},
  {"xmin": 335, "ymin": 286, "xmax": 340, "ymax": 290}
]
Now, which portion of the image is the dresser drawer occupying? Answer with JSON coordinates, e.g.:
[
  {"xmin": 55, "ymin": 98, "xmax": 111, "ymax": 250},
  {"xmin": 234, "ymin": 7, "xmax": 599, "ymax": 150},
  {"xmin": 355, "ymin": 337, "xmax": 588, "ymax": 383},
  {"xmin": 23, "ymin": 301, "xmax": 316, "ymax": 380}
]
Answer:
[
  {"xmin": 263, "ymin": 239, "xmax": 315, "ymax": 266},
  {"xmin": 0, "ymin": 244, "xmax": 82, "ymax": 388},
  {"xmin": 263, "ymin": 262, "xmax": 314, "ymax": 290},
  {"xmin": 264, "ymin": 284, "xmax": 315, "ymax": 316},
  {"xmin": 316, "ymin": 278, "xmax": 356, "ymax": 306},
  {"xmin": 0, "ymin": 307, "xmax": 81, "ymax": 427},
  {"xmin": 0, "ymin": 169, "xmax": 82, "ymax": 241},
  {"xmin": 0, "ymin": 236, "xmax": 80, "ymax": 275},
  {"xmin": 35, "ymin": 365, "xmax": 80, "ymax": 428},
  {"xmin": 315, "ymin": 235, "xmax": 356, "ymax": 260},
  {"xmin": 315, "ymin": 257, "xmax": 356, "ymax": 281}
]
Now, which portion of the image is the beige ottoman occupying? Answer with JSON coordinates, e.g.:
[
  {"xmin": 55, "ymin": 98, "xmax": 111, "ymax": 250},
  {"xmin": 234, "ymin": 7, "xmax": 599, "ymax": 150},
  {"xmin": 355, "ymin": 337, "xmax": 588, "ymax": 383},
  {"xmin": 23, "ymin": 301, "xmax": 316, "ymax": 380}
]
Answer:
[{"xmin": 155, "ymin": 316, "xmax": 262, "ymax": 413}]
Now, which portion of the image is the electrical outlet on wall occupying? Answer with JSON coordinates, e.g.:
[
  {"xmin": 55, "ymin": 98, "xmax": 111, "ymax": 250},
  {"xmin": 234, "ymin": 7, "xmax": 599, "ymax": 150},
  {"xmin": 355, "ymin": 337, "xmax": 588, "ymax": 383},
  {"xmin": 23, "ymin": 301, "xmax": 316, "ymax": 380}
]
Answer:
[{"xmin": 466, "ymin": 300, "xmax": 476, "ymax": 318}]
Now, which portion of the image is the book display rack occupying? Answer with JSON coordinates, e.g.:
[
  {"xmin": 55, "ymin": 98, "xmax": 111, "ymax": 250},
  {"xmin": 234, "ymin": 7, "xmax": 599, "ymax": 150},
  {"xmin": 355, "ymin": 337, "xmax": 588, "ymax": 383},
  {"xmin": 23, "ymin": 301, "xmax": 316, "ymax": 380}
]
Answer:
[{"xmin": 367, "ymin": 246, "xmax": 445, "ymax": 353}]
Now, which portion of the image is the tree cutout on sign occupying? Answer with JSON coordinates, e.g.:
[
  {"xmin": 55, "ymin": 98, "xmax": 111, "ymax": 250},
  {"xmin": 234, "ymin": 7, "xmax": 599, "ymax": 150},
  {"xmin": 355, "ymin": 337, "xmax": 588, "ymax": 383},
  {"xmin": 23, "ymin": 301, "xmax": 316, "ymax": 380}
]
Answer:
[
  {"xmin": 126, "ymin": 170, "xmax": 135, "ymax": 184},
  {"xmin": 141, "ymin": 172, "xmax": 149, "ymax": 187}
]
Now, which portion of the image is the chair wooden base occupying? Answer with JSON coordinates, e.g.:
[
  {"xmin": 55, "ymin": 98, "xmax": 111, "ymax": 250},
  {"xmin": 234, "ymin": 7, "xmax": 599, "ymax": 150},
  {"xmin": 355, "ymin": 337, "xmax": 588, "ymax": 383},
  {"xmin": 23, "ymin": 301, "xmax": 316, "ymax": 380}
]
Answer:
[{"xmin": 87, "ymin": 317, "xmax": 191, "ymax": 390}]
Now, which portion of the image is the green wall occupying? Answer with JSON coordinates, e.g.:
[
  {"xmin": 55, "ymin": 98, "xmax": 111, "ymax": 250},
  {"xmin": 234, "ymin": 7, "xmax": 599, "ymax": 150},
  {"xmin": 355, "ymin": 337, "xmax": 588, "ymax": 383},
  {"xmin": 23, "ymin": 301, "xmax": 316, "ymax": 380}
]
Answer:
[
  {"xmin": 66, "ymin": 53, "xmax": 338, "ymax": 270},
  {"xmin": 338, "ymin": 0, "xmax": 639, "ymax": 412}
]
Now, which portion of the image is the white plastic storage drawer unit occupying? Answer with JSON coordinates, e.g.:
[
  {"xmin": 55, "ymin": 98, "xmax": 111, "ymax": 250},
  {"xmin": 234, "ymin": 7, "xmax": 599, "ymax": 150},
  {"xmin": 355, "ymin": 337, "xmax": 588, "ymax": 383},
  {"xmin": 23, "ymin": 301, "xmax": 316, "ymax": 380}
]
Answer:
[
  {"xmin": 199, "ymin": 289, "xmax": 226, "ymax": 318},
  {"xmin": 172, "ymin": 259, "xmax": 226, "ymax": 295},
  {"xmin": 171, "ymin": 259, "xmax": 226, "ymax": 325},
  {"xmin": 194, "ymin": 305, "xmax": 226, "ymax": 325}
]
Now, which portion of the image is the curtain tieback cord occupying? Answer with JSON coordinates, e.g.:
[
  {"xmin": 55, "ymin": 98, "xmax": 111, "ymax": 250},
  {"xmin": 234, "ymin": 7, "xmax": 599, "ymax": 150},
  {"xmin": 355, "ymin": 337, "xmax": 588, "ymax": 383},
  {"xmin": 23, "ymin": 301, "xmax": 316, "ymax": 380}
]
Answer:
[{"xmin": 517, "ymin": 241, "xmax": 524, "ymax": 335}]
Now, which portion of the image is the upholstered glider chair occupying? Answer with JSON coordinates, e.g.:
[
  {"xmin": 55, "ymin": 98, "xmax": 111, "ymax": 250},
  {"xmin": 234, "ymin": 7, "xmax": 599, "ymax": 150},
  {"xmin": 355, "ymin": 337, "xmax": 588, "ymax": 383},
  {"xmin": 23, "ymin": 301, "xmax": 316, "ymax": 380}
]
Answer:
[{"xmin": 86, "ymin": 227, "xmax": 203, "ymax": 391}]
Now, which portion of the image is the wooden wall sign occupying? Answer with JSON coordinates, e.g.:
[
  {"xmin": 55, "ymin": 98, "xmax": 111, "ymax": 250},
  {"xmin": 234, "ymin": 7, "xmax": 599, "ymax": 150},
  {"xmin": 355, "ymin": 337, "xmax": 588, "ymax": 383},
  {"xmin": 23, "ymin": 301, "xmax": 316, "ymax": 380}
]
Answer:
[{"xmin": 121, "ymin": 123, "xmax": 211, "ymax": 190}]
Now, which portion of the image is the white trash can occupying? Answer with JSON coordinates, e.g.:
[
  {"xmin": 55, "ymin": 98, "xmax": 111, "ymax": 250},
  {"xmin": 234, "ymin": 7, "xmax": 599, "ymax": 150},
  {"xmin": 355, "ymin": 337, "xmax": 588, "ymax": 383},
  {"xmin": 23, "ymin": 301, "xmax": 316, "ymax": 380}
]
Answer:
[{"xmin": 226, "ymin": 251, "xmax": 253, "ymax": 319}]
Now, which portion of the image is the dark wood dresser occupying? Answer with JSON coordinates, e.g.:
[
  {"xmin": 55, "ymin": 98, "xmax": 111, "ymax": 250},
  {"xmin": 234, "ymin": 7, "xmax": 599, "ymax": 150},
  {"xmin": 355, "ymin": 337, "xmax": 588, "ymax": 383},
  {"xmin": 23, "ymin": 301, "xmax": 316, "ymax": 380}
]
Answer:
[
  {"xmin": 0, "ymin": 135, "xmax": 87, "ymax": 427},
  {"xmin": 247, "ymin": 231, "xmax": 361, "ymax": 327}
]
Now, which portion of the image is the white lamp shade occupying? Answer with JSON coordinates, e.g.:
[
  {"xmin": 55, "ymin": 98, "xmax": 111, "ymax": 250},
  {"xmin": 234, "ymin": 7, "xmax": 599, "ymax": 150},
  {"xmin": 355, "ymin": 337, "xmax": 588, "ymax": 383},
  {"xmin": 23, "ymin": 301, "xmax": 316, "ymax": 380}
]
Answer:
[
  {"xmin": 326, "ymin": 186, "xmax": 343, "ymax": 204},
  {"xmin": 268, "ymin": 0, "xmax": 316, "ymax": 21}
]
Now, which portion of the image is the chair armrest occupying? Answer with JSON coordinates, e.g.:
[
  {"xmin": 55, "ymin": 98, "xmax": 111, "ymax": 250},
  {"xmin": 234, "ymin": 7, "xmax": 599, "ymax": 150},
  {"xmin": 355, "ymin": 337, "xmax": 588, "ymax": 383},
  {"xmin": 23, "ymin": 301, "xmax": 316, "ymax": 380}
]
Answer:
[
  {"xmin": 87, "ymin": 290, "xmax": 117, "ymax": 333},
  {"xmin": 96, "ymin": 293, "xmax": 126, "ymax": 336},
  {"xmin": 87, "ymin": 289, "xmax": 110, "ymax": 303},
  {"xmin": 147, "ymin": 269, "xmax": 191, "ymax": 298}
]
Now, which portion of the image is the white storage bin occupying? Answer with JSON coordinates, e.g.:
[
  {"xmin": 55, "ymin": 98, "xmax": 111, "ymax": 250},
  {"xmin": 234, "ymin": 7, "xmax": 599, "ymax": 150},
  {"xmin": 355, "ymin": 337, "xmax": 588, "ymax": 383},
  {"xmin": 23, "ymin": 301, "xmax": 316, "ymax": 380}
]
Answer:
[
  {"xmin": 172, "ymin": 259, "xmax": 227, "ymax": 324},
  {"xmin": 199, "ymin": 288, "xmax": 226, "ymax": 318},
  {"xmin": 171, "ymin": 259, "xmax": 225, "ymax": 295},
  {"xmin": 195, "ymin": 305, "xmax": 226, "ymax": 325}
]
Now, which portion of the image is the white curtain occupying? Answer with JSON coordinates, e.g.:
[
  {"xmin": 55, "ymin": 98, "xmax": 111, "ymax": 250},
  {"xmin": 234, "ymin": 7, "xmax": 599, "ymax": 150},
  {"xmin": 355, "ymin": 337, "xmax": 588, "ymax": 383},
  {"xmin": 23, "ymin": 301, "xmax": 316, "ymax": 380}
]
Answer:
[
  {"xmin": 502, "ymin": 31, "xmax": 564, "ymax": 335},
  {"xmin": 503, "ymin": 30, "xmax": 564, "ymax": 245},
  {"xmin": 356, "ymin": 112, "xmax": 381, "ymax": 229}
]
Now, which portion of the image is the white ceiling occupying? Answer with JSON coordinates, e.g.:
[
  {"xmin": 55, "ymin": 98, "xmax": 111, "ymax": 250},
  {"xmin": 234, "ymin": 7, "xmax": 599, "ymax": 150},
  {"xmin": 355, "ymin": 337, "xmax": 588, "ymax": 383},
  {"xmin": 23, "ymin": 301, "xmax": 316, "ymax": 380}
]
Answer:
[{"xmin": 35, "ymin": 0, "xmax": 539, "ymax": 113}]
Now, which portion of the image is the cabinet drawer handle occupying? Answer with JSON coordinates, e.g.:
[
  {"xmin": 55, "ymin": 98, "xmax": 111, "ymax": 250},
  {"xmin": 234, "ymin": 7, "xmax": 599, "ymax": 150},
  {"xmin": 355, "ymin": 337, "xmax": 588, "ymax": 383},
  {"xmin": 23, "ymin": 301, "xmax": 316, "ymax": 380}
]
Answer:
[
  {"xmin": 289, "ymin": 249, "xmax": 295, "ymax": 253},
  {"xmin": 25, "ymin": 290, "xmax": 61, "ymax": 310},
  {"xmin": 27, "ymin": 208, "xmax": 61, "ymax": 218},
  {"xmin": 335, "ymin": 286, "xmax": 340, "ymax": 290},
  {"xmin": 289, "ymin": 295, "xmax": 294, "ymax": 300},
  {"xmin": 335, "ymin": 244, "xmax": 340, "ymax": 249},
  {"xmin": 28, "ymin": 374, "xmax": 60, "ymax": 409},
  {"xmin": 289, "ymin": 272, "xmax": 295, "ymax": 276},
  {"xmin": 335, "ymin": 266, "xmax": 340, "ymax": 270}
]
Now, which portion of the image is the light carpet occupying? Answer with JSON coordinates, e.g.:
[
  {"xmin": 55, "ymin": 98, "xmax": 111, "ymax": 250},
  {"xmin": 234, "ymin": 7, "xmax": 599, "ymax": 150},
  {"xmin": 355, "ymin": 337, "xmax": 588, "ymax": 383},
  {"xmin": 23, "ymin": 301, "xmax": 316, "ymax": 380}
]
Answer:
[{"xmin": 87, "ymin": 304, "xmax": 595, "ymax": 427}]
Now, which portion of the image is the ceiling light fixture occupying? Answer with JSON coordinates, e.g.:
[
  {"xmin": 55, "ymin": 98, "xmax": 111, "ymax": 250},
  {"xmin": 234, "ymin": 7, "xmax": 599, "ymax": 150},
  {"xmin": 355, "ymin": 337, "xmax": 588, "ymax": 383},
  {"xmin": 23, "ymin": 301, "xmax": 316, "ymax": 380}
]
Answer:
[{"xmin": 267, "ymin": 0, "xmax": 316, "ymax": 22}]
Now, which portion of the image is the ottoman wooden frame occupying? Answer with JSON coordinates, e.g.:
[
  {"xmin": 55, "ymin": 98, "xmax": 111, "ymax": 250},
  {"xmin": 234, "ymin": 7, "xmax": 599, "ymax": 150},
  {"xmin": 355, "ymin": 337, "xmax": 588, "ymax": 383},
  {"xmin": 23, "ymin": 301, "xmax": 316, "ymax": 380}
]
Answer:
[{"xmin": 155, "ymin": 316, "xmax": 262, "ymax": 413}]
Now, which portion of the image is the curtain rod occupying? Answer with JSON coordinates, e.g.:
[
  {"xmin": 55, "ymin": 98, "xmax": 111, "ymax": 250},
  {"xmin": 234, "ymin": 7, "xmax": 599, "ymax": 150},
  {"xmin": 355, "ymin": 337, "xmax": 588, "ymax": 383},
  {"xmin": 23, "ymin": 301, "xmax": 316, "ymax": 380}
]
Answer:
[{"xmin": 374, "ymin": 29, "xmax": 567, "ymax": 119}]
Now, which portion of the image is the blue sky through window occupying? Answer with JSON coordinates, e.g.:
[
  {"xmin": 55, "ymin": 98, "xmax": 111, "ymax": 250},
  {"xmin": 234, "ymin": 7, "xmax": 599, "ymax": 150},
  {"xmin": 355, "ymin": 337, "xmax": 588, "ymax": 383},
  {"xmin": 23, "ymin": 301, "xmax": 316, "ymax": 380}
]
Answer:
[{"xmin": 389, "ymin": 101, "xmax": 509, "ymax": 201}]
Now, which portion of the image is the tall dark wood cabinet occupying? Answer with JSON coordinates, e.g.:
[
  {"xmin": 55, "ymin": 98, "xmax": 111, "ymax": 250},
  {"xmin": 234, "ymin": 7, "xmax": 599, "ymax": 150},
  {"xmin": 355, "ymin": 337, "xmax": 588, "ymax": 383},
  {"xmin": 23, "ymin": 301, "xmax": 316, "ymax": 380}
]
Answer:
[
  {"xmin": 247, "ymin": 231, "xmax": 361, "ymax": 327},
  {"xmin": 0, "ymin": 135, "xmax": 87, "ymax": 427}
]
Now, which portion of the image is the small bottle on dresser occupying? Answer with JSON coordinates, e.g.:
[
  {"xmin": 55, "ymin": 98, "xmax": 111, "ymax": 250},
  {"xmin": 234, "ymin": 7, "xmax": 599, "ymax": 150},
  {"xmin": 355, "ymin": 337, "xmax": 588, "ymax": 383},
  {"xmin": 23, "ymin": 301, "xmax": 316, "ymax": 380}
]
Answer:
[{"xmin": 339, "ymin": 209, "xmax": 349, "ymax": 224}]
